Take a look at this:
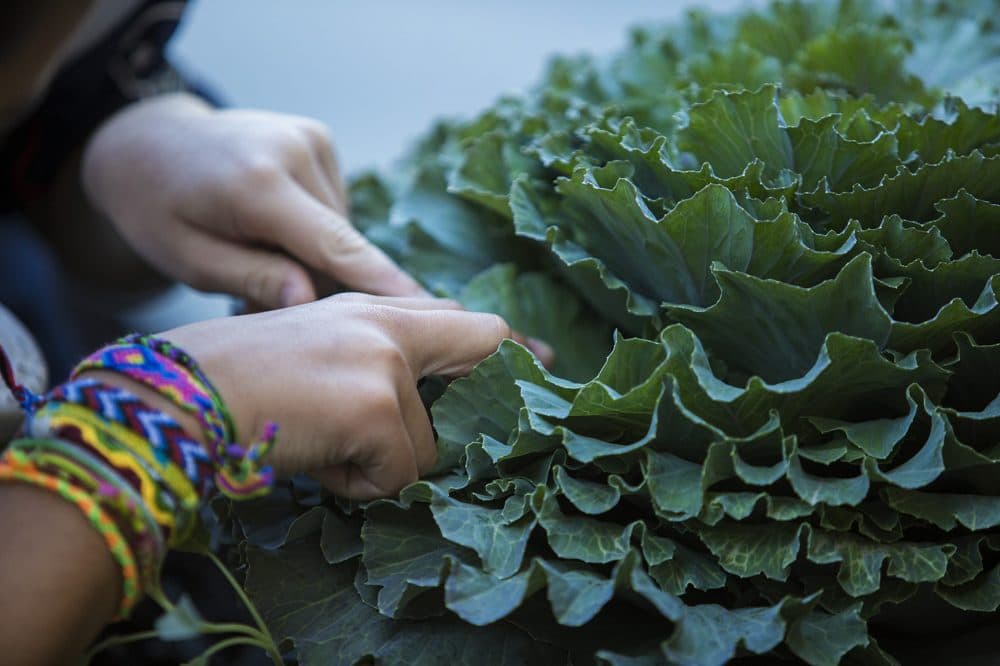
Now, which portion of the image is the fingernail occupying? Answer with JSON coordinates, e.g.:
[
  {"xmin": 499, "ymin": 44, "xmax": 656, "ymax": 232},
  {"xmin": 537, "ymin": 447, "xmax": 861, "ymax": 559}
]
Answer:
[
  {"xmin": 280, "ymin": 280, "xmax": 310, "ymax": 308},
  {"xmin": 526, "ymin": 337, "xmax": 555, "ymax": 365}
]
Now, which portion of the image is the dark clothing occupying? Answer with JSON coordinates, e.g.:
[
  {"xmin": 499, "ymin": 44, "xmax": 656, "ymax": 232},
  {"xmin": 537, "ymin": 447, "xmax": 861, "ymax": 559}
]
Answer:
[
  {"xmin": 0, "ymin": 0, "xmax": 223, "ymax": 377},
  {"xmin": 0, "ymin": 0, "xmax": 191, "ymax": 211}
]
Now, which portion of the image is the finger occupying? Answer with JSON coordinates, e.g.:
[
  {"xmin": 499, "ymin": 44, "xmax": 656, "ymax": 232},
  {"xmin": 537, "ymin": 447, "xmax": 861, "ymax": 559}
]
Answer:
[
  {"xmin": 311, "ymin": 416, "xmax": 419, "ymax": 499},
  {"xmin": 332, "ymin": 297, "xmax": 550, "ymax": 366},
  {"xmin": 513, "ymin": 333, "xmax": 556, "ymax": 368},
  {"xmin": 307, "ymin": 267, "xmax": 342, "ymax": 299},
  {"xmin": 246, "ymin": 178, "xmax": 430, "ymax": 297},
  {"xmin": 291, "ymin": 150, "xmax": 347, "ymax": 216},
  {"xmin": 333, "ymin": 293, "xmax": 461, "ymax": 310},
  {"xmin": 344, "ymin": 295, "xmax": 551, "ymax": 365},
  {"xmin": 292, "ymin": 116, "xmax": 350, "ymax": 214},
  {"xmin": 398, "ymin": 375, "xmax": 436, "ymax": 475},
  {"xmin": 312, "ymin": 134, "xmax": 350, "ymax": 214},
  {"xmin": 238, "ymin": 300, "xmax": 267, "ymax": 315},
  {"xmin": 311, "ymin": 464, "xmax": 382, "ymax": 500},
  {"xmin": 395, "ymin": 309, "xmax": 514, "ymax": 378},
  {"xmin": 174, "ymin": 224, "xmax": 316, "ymax": 308},
  {"xmin": 455, "ymin": 306, "xmax": 554, "ymax": 367},
  {"xmin": 318, "ymin": 148, "xmax": 349, "ymax": 214}
]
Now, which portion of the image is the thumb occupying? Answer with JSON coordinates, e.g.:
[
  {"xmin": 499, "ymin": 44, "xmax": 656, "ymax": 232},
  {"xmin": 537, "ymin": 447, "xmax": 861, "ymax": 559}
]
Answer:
[{"xmin": 179, "ymin": 229, "xmax": 317, "ymax": 309}]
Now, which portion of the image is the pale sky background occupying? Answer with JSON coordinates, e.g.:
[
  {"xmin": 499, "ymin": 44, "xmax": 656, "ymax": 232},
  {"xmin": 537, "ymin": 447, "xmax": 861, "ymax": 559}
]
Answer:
[{"xmin": 169, "ymin": 1, "xmax": 757, "ymax": 175}]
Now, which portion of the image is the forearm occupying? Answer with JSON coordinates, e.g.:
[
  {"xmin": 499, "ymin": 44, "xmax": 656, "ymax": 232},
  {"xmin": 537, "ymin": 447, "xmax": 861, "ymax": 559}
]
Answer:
[
  {"xmin": 0, "ymin": 483, "xmax": 119, "ymax": 666},
  {"xmin": 0, "ymin": 359, "xmax": 211, "ymax": 663}
]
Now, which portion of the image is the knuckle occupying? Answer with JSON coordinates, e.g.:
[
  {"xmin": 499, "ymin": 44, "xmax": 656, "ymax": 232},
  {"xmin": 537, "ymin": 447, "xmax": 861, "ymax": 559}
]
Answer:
[
  {"xmin": 233, "ymin": 155, "xmax": 284, "ymax": 193},
  {"xmin": 317, "ymin": 217, "xmax": 369, "ymax": 264},
  {"xmin": 365, "ymin": 384, "xmax": 402, "ymax": 418},
  {"xmin": 372, "ymin": 335, "xmax": 411, "ymax": 375},
  {"xmin": 281, "ymin": 126, "xmax": 314, "ymax": 159},
  {"xmin": 298, "ymin": 118, "xmax": 333, "ymax": 150},
  {"xmin": 387, "ymin": 470, "xmax": 416, "ymax": 495}
]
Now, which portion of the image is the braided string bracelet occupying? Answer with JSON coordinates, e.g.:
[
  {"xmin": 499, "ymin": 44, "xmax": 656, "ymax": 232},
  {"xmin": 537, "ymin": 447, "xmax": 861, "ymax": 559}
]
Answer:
[
  {"xmin": 0, "ymin": 375, "xmax": 208, "ymax": 615},
  {"xmin": 73, "ymin": 335, "xmax": 277, "ymax": 499},
  {"xmin": 0, "ymin": 446, "xmax": 142, "ymax": 617},
  {"xmin": 0, "ymin": 334, "xmax": 280, "ymax": 618},
  {"xmin": 27, "ymin": 391, "xmax": 200, "ymax": 542},
  {"xmin": 8, "ymin": 436, "xmax": 161, "ymax": 609}
]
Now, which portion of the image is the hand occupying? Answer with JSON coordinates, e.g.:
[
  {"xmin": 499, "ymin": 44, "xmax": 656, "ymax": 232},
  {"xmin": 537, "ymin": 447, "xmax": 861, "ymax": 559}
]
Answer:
[
  {"xmin": 161, "ymin": 293, "xmax": 529, "ymax": 499},
  {"xmin": 82, "ymin": 93, "xmax": 427, "ymax": 309}
]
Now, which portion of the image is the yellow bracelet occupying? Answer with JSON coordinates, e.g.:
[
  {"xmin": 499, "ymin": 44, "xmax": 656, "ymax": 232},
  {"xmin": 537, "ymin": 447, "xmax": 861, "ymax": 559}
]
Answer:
[{"xmin": 0, "ymin": 447, "xmax": 141, "ymax": 619}]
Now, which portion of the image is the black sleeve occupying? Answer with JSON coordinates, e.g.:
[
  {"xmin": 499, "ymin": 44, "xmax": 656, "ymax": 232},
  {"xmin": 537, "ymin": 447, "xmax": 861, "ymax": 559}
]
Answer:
[{"xmin": 0, "ymin": 0, "xmax": 217, "ymax": 213}]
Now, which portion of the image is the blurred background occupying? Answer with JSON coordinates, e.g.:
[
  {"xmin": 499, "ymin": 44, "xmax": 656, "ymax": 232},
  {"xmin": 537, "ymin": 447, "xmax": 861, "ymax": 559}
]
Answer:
[{"xmin": 169, "ymin": 0, "xmax": 757, "ymax": 176}]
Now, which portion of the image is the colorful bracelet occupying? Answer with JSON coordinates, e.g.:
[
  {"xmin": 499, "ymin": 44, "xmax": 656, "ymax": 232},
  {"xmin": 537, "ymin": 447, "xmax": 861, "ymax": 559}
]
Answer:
[
  {"xmin": 46, "ymin": 378, "xmax": 215, "ymax": 501},
  {"xmin": 0, "ymin": 446, "xmax": 142, "ymax": 618},
  {"xmin": 0, "ymin": 333, "xmax": 279, "ymax": 619},
  {"xmin": 72, "ymin": 335, "xmax": 277, "ymax": 500},
  {"xmin": 73, "ymin": 335, "xmax": 234, "ymax": 450},
  {"xmin": 26, "ymin": 399, "xmax": 196, "ymax": 542},
  {"xmin": 8, "ymin": 437, "xmax": 166, "ymax": 597}
]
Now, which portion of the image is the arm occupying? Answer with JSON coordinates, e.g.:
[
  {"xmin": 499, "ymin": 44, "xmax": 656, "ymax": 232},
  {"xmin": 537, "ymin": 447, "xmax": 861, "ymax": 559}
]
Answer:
[
  {"xmin": 0, "ymin": 367, "xmax": 208, "ymax": 666},
  {"xmin": 0, "ymin": 293, "xmax": 542, "ymax": 662},
  {"xmin": 0, "ymin": 484, "xmax": 119, "ymax": 666}
]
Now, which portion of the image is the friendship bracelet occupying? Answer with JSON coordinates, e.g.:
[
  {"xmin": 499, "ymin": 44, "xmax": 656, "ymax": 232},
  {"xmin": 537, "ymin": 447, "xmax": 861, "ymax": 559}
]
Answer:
[
  {"xmin": 46, "ymin": 378, "xmax": 215, "ymax": 500},
  {"xmin": 10, "ymin": 438, "xmax": 166, "ymax": 595},
  {"xmin": 72, "ymin": 336, "xmax": 277, "ymax": 500},
  {"xmin": 0, "ymin": 334, "xmax": 278, "ymax": 620},
  {"xmin": 73, "ymin": 337, "xmax": 233, "ymax": 450},
  {"xmin": 29, "ymin": 402, "xmax": 200, "ymax": 525},
  {"xmin": 0, "ymin": 341, "xmax": 42, "ymax": 412},
  {"xmin": 41, "ymin": 392, "xmax": 277, "ymax": 503},
  {"xmin": 122, "ymin": 334, "xmax": 235, "ymax": 437},
  {"xmin": 0, "ymin": 447, "xmax": 141, "ymax": 618}
]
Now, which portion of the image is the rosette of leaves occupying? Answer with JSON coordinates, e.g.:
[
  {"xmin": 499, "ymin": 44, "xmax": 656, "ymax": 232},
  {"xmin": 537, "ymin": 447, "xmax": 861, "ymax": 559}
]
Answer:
[{"xmin": 232, "ymin": 1, "xmax": 1000, "ymax": 664}]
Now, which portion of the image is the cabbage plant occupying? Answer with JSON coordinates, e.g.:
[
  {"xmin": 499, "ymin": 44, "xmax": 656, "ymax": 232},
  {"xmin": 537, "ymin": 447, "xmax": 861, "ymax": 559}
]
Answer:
[{"xmin": 234, "ymin": 2, "xmax": 1000, "ymax": 663}]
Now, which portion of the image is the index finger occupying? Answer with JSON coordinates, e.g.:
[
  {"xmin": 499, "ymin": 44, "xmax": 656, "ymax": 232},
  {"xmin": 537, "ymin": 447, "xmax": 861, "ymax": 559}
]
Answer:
[
  {"xmin": 246, "ymin": 178, "xmax": 430, "ymax": 298},
  {"xmin": 397, "ymin": 308, "xmax": 513, "ymax": 378}
]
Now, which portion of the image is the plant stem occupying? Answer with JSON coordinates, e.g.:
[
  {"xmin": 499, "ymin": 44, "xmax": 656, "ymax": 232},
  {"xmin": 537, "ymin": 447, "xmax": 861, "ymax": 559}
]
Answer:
[
  {"xmin": 82, "ymin": 629, "xmax": 159, "ymax": 663},
  {"xmin": 148, "ymin": 586, "xmax": 175, "ymax": 613},
  {"xmin": 189, "ymin": 635, "xmax": 271, "ymax": 663},
  {"xmin": 206, "ymin": 550, "xmax": 282, "ymax": 665},
  {"xmin": 196, "ymin": 621, "xmax": 267, "ymax": 640}
]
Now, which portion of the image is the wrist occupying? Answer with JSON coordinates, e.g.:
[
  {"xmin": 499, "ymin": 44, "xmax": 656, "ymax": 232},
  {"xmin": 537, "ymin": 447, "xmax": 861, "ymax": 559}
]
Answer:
[
  {"xmin": 158, "ymin": 324, "xmax": 250, "ymax": 442},
  {"xmin": 75, "ymin": 369, "xmax": 208, "ymax": 452},
  {"xmin": 71, "ymin": 334, "xmax": 276, "ymax": 499},
  {"xmin": 0, "ymin": 333, "xmax": 275, "ymax": 621}
]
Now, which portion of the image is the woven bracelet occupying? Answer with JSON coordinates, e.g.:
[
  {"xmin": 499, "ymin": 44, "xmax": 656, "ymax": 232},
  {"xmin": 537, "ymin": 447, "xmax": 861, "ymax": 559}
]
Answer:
[
  {"xmin": 72, "ymin": 336, "xmax": 277, "ymax": 500},
  {"xmin": 0, "ymin": 447, "xmax": 142, "ymax": 618}
]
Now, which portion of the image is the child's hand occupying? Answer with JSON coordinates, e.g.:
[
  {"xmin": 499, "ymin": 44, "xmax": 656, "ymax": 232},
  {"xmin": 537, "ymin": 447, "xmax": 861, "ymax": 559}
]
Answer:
[
  {"xmin": 161, "ymin": 293, "xmax": 516, "ymax": 498},
  {"xmin": 82, "ymin": 93, "xmax": 427, "ymax": 308}
]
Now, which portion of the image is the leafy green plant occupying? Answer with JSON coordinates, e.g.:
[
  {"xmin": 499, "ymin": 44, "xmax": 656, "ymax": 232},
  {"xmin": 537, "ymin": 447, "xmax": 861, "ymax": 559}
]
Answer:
[{"xmin": 233, "ymin": 1, "xmax": 1000, "ymax": 663}]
